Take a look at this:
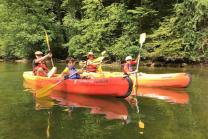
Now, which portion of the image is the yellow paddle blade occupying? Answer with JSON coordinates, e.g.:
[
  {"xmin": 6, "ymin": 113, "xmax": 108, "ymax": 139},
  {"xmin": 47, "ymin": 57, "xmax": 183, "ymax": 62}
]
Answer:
[
  {"xmin": 79, "ymin": 61, "xmax": 86, "ymax": 67},
  {"xmin": 92, "ymin": 56, "xmax": 104, "ymax": 63},
  {"xmin": 44, "ymin": 31, "xmax": 50, "ymax": 47},
  {"xmin": 36, "ymin": 81, "xmax": 61, "ymax": 98},
  {"xmin": 35, "ymin": 98, "xmax": 54, "ymax": 110},
  {"xmin": 139, "ymin": 132, "xmax": 144, "ymax": 135},
  {"xmin": 97, "ymin": 64, "xmax": 103, "ymax": 73},
  {"xmin": 139, "ymin": 33, "xmax": 146, "ymax": 44},
  {"xmin": 138, "ymin": 120, "xmax": 144, "ymax": 129},
  {"xmin": 101, "ymin": 51, "xmax": 106, "ymax": 56}
]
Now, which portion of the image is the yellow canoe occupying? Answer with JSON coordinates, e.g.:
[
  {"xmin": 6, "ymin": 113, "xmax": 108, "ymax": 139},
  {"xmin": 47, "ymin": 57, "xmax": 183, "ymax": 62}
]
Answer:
[{"xmin": 82, "ymin": 72, "xmax": 191, "ymax": 88}]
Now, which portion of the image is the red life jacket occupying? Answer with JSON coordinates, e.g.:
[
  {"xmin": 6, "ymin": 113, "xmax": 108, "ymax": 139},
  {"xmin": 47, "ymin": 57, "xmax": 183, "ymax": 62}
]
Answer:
[
  {"xmin": 86, "ymin": 65, "xmax": 97, "ymax": 72},
  {"xmin": 86, "ymin": 60, "xmax": 97, "ymax": 72},
  {"xmin": 122, "ymin": 61, "xmax": 137, "ymax": 74},
  {"xmin": 32, "ymin": 59, "xmax": 49, "ymax": 76}
]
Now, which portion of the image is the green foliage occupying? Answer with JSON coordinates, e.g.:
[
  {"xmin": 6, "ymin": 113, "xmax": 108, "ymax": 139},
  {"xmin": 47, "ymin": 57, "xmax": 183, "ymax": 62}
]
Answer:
[
  {"xmin": 64, "ymin": 0, "xmax": 157, "ymax": 61},
  {"xmin": 0, "ymin": 0, "xmax": 67, "ymax": 59},
  {"xmin": 0, "ymin": 0, "xmax": 207, "ymax": 62},
  {"xmin": 147, "ymin": 0, "xmax": 208, "ymax": 62}
]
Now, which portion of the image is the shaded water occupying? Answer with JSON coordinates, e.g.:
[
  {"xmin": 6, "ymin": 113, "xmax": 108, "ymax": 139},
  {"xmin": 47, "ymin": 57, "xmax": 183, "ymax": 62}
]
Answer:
[{"xmin": 0, "ymin": 62, "xmax": 208, "ymax": 139}]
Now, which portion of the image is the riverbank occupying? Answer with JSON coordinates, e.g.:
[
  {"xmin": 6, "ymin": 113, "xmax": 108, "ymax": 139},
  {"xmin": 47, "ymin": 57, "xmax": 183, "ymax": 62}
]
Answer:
[{"xmin": 0, "ymin": 58, "xmax": 208, "ymax": 68}]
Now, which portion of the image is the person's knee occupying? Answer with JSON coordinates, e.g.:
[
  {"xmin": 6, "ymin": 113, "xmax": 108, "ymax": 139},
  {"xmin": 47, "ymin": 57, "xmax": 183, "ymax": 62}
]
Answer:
[
  {"xmin": 52, "ymin": 67, "xmax": 57, "ymax": 73},
  {"xmin": 36, "ymin": 67, "xmax": 47, "ymax": 76},
  {"xmin": 37, "ymin": 67, "xmax": 44, "ymax": 72},
  {"xmin": 48, "ymin": 67, "xmax": 57, "ymax": 77}
]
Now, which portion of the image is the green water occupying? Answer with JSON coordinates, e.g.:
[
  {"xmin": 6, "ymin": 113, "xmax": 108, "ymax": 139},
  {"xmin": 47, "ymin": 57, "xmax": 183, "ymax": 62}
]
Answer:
[{"xmin": 0, "ymin": 62, "xmax": 208, "ymax": 139}]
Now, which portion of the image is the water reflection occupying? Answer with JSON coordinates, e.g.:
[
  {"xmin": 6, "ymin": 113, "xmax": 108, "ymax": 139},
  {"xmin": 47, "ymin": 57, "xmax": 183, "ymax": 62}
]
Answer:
[
  {"xmin": 25, "ymin": 81, "xmax": 130, "ymax": 121},
  {"xmin": 132, "ymin": 87, "xmax": 189, "ymax": 104},
  {"xmin": 50, "ymin": 91, "xmax": 129, "ymax": 121},
  {"xmin": 35, "ymin": 97, "xmax": 54, "ymax": 110}
]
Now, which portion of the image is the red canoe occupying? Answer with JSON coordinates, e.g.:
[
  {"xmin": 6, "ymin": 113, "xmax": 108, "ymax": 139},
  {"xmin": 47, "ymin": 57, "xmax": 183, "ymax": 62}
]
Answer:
[{"xmin": 23, "ymin": 71, "xmax": 133, "ymax": 97}]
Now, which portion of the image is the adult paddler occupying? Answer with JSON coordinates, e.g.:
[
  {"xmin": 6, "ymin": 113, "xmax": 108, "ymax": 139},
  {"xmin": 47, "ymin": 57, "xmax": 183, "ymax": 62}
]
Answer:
[
  {"xmin": 32, "ymin": 51, "xmax": 57, "ymax": 77},
  {"xmin": 86, "ymin": 52, "xmax": 101, "ymax": 72}
]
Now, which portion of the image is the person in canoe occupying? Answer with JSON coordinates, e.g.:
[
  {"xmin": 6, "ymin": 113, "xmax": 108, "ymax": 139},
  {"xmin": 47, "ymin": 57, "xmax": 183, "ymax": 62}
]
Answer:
[
  {"xmin": 122, "ymin": 56, "xmax": 139, "ymax": 76},
  {"xmin": 60, "ymin": 57, "xmax": 82, "ymax": 79},
  {"xmin": 32, "ymin": 51, "xmax": 57, "ymax": 77},
  {"xmin": 86, "ymin": 52, "xmax": 102, "ymax": 72}
]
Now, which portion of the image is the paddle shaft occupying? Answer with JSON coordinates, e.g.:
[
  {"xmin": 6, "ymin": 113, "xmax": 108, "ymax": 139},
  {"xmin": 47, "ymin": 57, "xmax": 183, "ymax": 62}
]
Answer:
[
  {"xmin": 136, "ymin": 44, "xmax": 142, "ymax": 72},
  {"xmin": 134, "ymin": 34, "xmax": 145, "ymax": 96},
  {"xmin": 36, "ymin": 71, "xmax": 78, "ymax": 98},
  {"xmin": 45, "ymin": 31, "xmax": 54, "ymax": 67},
  {"xmin": 53, "ymin": 71, "xmax": 79, "ymax": 89}
]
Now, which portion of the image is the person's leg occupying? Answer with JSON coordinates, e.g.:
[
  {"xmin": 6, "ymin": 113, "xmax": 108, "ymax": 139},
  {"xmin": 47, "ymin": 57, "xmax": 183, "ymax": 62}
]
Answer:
[
  {"xmin": 47, "ymin": 67, "xmax": 57, "ymax": 77},
  {"xmin": 36, "ymin": 67, "xmax": 47, "ymax": 76}
]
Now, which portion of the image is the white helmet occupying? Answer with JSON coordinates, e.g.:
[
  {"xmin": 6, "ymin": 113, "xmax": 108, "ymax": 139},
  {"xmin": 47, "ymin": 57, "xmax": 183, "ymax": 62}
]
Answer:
[
  {"xmin": 35, "ymin": 51, "xmax": 43, "ymax": 55},
  {"xmin": 87, "ymin": 52, "xmax": 94, "ymax": 57},
  {"xmin": 125, "ymin": 56, "xmax": 132, "ymax": 61}
]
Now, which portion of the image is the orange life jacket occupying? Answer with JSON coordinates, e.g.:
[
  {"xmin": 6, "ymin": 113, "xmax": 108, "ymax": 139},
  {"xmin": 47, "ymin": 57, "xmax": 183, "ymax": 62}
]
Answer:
[{"xmin": 86, "ymin": 60, "xmax": 97, "ymax": 72}]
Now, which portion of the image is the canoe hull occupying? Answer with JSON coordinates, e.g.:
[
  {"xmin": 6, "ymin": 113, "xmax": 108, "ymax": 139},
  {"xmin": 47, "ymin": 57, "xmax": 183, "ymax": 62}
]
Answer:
[
  {"xmin": 82, "ymin": 72, "xmax": 191, "ymax": 88},
  {"xmin": 23, "ymin": 71, "xmax": 133, "ymax": 97}
]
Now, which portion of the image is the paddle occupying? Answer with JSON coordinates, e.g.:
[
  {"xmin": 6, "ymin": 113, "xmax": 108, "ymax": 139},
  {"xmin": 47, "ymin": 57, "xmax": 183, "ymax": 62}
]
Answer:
[
  {"xmin": 46, "ymin": 111, "xmax": 51, "ymax": 138},
  {"xmin": 92, "ymin": 51, "xmax": 106, "ymax": 63},
  {"xmin": 96, "ymin": 51, "xmax": 106, "ymax": 72},
  {"xmin": 134, "ymin": 33, "xmax": 146, "ymax": 93},
  {"xmin": 44, "ymin": 31, "xmax": 54, "ymax": 67},
  {"xmin": 134, "ymin": 33, "xmax": 146, "ymax": 131},
  {"xmin": 35, "ymin": 72, "xmax": 78, "ymax": 98},
  {"xmin": 136, "ymin": 33, "xmax": 146, "ymax": 72}
]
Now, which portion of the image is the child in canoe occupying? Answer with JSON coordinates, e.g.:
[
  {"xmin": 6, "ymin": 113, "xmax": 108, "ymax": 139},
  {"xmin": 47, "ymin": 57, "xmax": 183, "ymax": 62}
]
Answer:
[
  {"xmin": 122, "ymin": 56, "xmax": 139, "ymax": 75},
  {"xmin": 122, "ymin": 55, "xmax": 145, "ymax": 76},
  {"xmin": 60, "ymin": 57, "xmax": 82, "ymax": 79},
  {"xmin": 86, "ymin": 52, "xmax": 102, "ymax": 72},
  {"xmin": 33, "ymin": 51, "xmax": 57, "ymax": 77}
]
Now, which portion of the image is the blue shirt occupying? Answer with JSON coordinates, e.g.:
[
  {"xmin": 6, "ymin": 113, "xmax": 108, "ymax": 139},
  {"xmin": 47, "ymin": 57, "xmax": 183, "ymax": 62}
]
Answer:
[{"xmin": 64, "ymin": 66, "xmax": 80, "ymax": 79}]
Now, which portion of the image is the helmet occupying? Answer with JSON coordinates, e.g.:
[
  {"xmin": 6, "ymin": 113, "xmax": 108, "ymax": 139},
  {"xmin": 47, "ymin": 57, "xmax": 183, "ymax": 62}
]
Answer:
[
  {"xmin": 35, "ymin": 51, "xmax": 43, "ymax": 55},
  {"xmin": 87, "ymin": 52, "xmax": 94, "ymax": 57},
  {"xmin": 125, "ymin": 56, "xmax": 132, "ymax": 61}
]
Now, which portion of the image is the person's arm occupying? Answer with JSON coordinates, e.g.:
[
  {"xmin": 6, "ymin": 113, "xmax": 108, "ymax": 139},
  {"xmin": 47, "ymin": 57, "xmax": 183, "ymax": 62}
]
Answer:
[
  {"xmin": 127, "ymin": 70, "xmax": 138, "ymax": 74},
  {"xmin": 87, "ymin": 59, "xmax": 101, "ymax": 66},
  {"xmin": 60, "ymin": 67, "xmax": 69, "ymax": 78},
  {"xmin": 132, "ymin": 55, "xmax": 141, "ymax": 64},
  {"xmin": 123, "ymin": 64, "xmax": 130, "ymax": 74},
  {"xmin": 77, "ymin": 69, "xmax": 84, "ymax": 74},
  {"xmin": 34, "ymin": 53, "xmax": 52, "ymax": 63},
  {"xmin": 130, "ymin": 60, "xmax": 137, "ymax": 65}
]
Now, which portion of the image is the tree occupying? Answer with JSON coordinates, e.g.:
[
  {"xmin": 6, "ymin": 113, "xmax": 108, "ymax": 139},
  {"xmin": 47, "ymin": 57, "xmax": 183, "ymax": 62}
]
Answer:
[
  {"xmin": 64, "ymin": 0, "xmax": 157, "ymax": 61},
  {"xmin": 0, "ymin": 0, "xmax": 68, "ymax": 59},
  {"xmin": 146, "ymin": 0, "xmax": 208, "ymax": 62}
]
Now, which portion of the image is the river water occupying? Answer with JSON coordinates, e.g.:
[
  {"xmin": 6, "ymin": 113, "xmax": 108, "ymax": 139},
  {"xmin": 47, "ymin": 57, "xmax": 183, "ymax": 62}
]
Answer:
[{"xmin": 0, "ymin": 62, "xmax": 207, "ymax": 139}]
